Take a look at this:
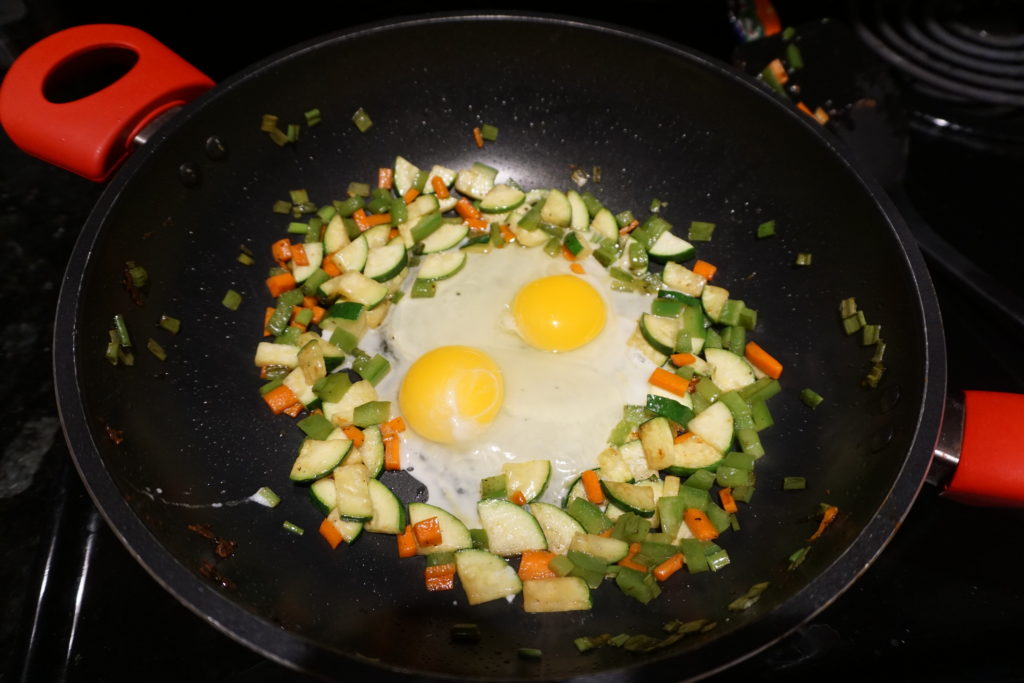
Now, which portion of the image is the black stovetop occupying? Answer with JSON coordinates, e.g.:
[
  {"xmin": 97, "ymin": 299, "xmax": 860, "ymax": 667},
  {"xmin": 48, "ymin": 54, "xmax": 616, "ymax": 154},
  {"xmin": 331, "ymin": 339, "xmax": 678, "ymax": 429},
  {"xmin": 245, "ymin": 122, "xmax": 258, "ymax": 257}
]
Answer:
[{"xmin": 3, "ymin": 2, "xmax": 1024, "ymax": 682}]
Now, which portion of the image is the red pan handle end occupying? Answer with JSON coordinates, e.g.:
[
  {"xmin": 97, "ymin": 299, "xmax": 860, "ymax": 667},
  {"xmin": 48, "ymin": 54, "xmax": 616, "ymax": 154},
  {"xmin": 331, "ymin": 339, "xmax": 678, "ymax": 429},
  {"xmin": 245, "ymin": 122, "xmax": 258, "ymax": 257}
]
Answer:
[
  {"xmin": 0, "ymin": 24, "xmax": 214, "ymax": 182},
  {"xmin": 944, "ymin": 390, "xmax": 1024, "ymax": 506}
]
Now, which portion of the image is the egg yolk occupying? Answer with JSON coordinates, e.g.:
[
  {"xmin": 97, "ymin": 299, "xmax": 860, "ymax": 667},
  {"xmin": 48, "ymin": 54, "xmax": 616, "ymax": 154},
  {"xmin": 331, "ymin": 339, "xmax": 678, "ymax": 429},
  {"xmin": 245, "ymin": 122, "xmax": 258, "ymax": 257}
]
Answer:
[
  {"xmin": 511, "ymin": 274, "xmax": 607, "ymax": 351},
  {"xmin": 398, "ymin": 345, "xmax": 504, "ymax": 444}
]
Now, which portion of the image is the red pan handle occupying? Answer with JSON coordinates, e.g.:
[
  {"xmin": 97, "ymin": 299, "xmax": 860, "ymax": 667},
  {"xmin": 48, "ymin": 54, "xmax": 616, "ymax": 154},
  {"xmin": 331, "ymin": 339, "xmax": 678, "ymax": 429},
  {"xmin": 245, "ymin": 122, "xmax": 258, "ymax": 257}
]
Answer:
[
  {"xmin": 944, "ymin": 390, "xmax": 1024, "ymax": 506},
  {"xmin": 0, "ymin": 24, "xmax": 213, "ymax": 182}
]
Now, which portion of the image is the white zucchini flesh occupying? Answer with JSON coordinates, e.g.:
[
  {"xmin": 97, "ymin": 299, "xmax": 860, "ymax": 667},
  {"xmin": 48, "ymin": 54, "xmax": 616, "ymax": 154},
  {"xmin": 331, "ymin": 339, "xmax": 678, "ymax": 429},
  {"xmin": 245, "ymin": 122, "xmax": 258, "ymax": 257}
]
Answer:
[
  {"xmin": 455, "ymin": 549, "xmax": 522, "ymax": 605},
  {"xmin": 686, "ymin": 400, "xmax": 734, "ymax": 453},
  {"xmin": 704, "ymin": 348, "xmax": 757, "ymax": 392},
  {"xmin": 409, "ymin": 502, "xmax": 473, "ymax": 555},
  {"xmin": 501, "ymin": 460, "xmax": 551, "ymax": 502},
  {"xmin": 528, "ymin": 502, "xmax": 584, "ymax": 555},
  {"xmin": 522, "ymin": 577, "xmax": 591, "ymax": 613},
  {"xmin": 477, "ymin": 499, "xmax": 547, "ymax": 556}
]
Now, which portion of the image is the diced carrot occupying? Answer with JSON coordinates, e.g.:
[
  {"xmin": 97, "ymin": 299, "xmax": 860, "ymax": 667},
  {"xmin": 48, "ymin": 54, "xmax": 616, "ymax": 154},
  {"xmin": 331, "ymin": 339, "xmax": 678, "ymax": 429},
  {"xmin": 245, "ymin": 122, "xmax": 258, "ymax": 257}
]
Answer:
[
  {"xmin": 266, "ymin": 272, "xmax": 297, "ymax": 298},
  {"xmin": 413, "ymin": 516, "xmax": 442, "ymax": 547},
  {"xmin": 309, "ymin": 306, "xmax": 326, "ymax": 325},
  {"xmin": 282, "ymin": 402, "xmax": 304, "ymax": 418},
  {"xmin": 581, "ymin": 470, "xmax": 605, "ymax": 505},
  {"xmin": 384, "ymin": 416, "xmax": 406, "ymax": 434},
  {"xmin": 378, "ymin": 167, "xmax": 394, "ymax": 189},
  {"xmin": 472, "ymin": 126, "xmax": 484, "ymax": 148},
  {"xmin": 430, "ymin": 175, "xmax": 450, "ymax": 199},
  {"xmin": 570, "ymin": 263, "xmax": 585, "ymax": 275},
  {"xmin": 808, "ymin": 505, "xmax": 839, "ymax": 541},
  {"xmin": 813, "ymin": 107, "xmax": 830, "ymax": 125},
  {"xmin": 500, "ymin": 224, "xmax": 516, "ymax": 244},
  {"xmin": 271, "ymin": 238, "xmax": 292, "ymax": 263},
  {"xmin": 291, "ymin": 243, "xmax": 309, "ymax": 267},
  {"xmin": 618, "ymin": 542, "xmax": 648, "ymax": 572},
  {"xmin": 455, "ymin": 198, "xmax": 481, "ymax": 221},
  {"xmin": 362, "ymin": 212, "xmax": 392, "ymax": 228},
  {"xmin": 262, "ymin": 307, "xmax": 275, "ymax": 336},
  {"xmin": 560, "ymin": 245, "xmax": 576, "ymax": 261},
  {"xmin": 352, "ymin": 208, "xmax": 370, "ymax": 231},
  {"xmin": 466, "ymin": 217, "xmax": 489, "ymax": 231},
  {"xmin": 755, "ymin": 0, "xmax": 781, "ymax": 36},
  {"xmin": 259, "ymin": 366, "xmax": 268, "ymax": 379},
  {"xmin": 322, "ymin": 255, "xmax": 342, "ymax": 277},
  {"xmin": 673, "ymin": 431, "xmax": 695, "ymax": 445},
  {"xmin": 648, "ymin": 367, "xmax": 690, "ymax": 397},
  {"xmin": 319, "ymin": 518, "xmax": 344, "ymax": 549},
  {"xmin": 767, "ymin": 58, "xmax": 788, "ymax": 85},
  {"xmin": 383, "ymin": 432, "xmax": 401, "ymax": 471},
  {"xmin": 510, "ymin": 490, "xmax": 527, "ymax": 506},
  {"xmin": 684, "ymin": 508, "xmax": 719, "ymax": 541},
  {"xmin": 719, "ymin": 487, "xmax": 739, "ymax": 514},
  {"xmin": 302, "ymin": 296, "xmax": 316, "ymax": 308},
  {"xmin": 745, "ymin": 341, "xmax": 783, "ymax": 379},
  {"xmin": 425, "ymin": 563, "xmax": 456, "ymax": 591},
  {"xmin": 653, "ymin": 553, "xmax": 685, "ymax": 581},
  {"xmin": 397, "ymin": 525, "xmax": 417, "ymax": 558},
  {"xmin": 389, "ymin": 228, "xmax": 399, "ymax": 240},
  {"xmin": 263, "ymin": 385, "xmax": 300, "ymax": 415},
  {"xmin": 619, "ymin": 219, "xmax": 639, "ymax": 235},
  {"xmin": 670, "ymin": 352, "xmax": 697, "ymax": 367},
  {"xmin": 342, "ymin": 425, "xmax": 365, "ymax": 447},
  {"xmin": 403, "ymin": 188, "xmax": 420, "ymax": 204},
  {"xmin": 598, "ymin": 528, "xmax": 614, "ymax": 538},
  {"xmin": 692, "ymin": 259, "xmax": 717, "ymax": 281},
  {"xmin": 796, "ymin": 101, "xmax": 814, "ymax": 117},
  {"xmin": 518, "ymin": 550, "xmax": 558, "ymax": 580}
]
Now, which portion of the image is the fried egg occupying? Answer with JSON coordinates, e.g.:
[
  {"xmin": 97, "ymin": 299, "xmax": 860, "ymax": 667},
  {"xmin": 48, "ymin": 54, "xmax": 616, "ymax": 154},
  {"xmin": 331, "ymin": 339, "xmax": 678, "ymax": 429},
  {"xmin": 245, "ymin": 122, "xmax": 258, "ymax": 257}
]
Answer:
[{"xmin": 365, "ymin": 244, "xmax": 656, "ymax": 526}]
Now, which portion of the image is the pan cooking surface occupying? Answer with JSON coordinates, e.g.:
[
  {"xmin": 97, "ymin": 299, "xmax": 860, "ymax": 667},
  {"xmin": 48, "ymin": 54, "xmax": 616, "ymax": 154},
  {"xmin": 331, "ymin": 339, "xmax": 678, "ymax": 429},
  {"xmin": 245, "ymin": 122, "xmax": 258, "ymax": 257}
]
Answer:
[{"xmin": 53, "ymin": 14, "xmax": 942, "ymax": 681}]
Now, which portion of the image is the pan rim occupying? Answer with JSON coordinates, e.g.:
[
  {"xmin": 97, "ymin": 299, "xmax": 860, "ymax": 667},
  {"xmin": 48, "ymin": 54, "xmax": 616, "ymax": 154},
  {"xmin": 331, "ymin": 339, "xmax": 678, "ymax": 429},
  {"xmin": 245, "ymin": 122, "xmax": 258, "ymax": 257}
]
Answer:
[{"xmin": 52, "ymin": 10, "xmax": 945, "ymax": 682}]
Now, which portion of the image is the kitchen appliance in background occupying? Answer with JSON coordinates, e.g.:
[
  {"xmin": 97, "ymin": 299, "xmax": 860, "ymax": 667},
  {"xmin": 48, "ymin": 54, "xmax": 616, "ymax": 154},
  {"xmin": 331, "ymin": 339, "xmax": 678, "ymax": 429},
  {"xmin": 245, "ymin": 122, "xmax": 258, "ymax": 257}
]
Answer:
[{"xmin": 2, "ymin": 2, "xmax": 1023, "ymax": 681}]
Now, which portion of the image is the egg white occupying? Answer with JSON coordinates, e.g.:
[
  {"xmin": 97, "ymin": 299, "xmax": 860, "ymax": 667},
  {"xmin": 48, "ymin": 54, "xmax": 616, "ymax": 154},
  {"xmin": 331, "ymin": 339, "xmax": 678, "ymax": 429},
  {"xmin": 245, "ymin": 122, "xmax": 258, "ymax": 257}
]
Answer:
[{"xmin": 362, "ymin": 244, "xmax": 658, "ymax": 527}]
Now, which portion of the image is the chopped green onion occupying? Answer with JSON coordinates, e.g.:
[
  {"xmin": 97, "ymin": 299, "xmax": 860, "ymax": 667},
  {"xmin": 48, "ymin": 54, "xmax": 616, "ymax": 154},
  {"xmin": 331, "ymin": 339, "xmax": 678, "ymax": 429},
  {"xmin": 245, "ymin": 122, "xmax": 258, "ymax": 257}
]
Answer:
[
  {"xmin": 842, "ymin": 313, "xmax": 863, "ymax": 335},
  {"xmin": 839, "ymin": 297, "xmax": 858, "ymax": 318},
  {"xmin": 411, "ymin": 280, "xmax": 436, "ymax": 298},
  {"xmin": 146, "ymin": 337, "xmax": 167, "ymax": 361},
  {"xmin": 125, "ymin": 261, "xmax": 148, "ymax": 288},
  {"xmin": 786, "ymin": 43, "xmax": 804, "ymax": 70},
  {"xmin": 252, "ymin": 486, "xmax": 281, "ymax": 508},
  {"xmin": 727, "ymin": 581, "xmax": 770, "ymax": 611},
  {"xmin": 614, "ymin": 210, "xmax": 635, "ymax": 228},
  {"xmin": 517, "ymin": 648, "xmax": 542, "ymax": 660},
  {"xmin": 105, "ymin": 330, "xmax": 119, "ymax": 365},
  {"xmin": 861, "ymin": 323, "xmax": 881, "ymax": 346},
  {"xmin": 649, "ymin": 198, "xmax": 664, "ymax": 212},
  {"xmin": 782, "ymin": 26, "xmax": 796, "ymax": 41},
  {"xmin": 347, "ymin": 182, "xmax": 371, "ymax": 198},
  {"xmin": 800, "ymin": 388, "xmax": 824, "ymax": 408},
  {"xmin": 352, "ymin": 107, "xmax": 373, "ymax": 132},
  {"xmin": 222, "ymin": 289, "xmax": 242, "ymax": 311},
  {"xmin": 450, "ymin": 623, "xmax": 480, "ymax": 644},
  {"xmin": 113, "ymin": 314, "xmax": 132, "ymax": 348},
  {"xmin": 872, "ymin": 340, "xmax": 887, "ymax": 364},
  {"xmin": 863, "ymin": 362, "xmax": 886, "ymax": 388},
  {"xmin": 285, "ymin": 123, "xmax": 301, "ymax": 143},
  {"xmin": 756, "ymin": 220, "xmax": 776, "ymax": 238},
  {"xmin": 688, "ymin": 221, "xmax": 716, "ymax": 241},
  {"xmin": 268, "ymin": 127, "xmax": 290, "ymax": 146},
  {"xmin": 480, "ymin": 123, "xmax": 499, "ymax": 141},
  {"xmin": 795, "ymin": 252, "xmax": 813, "ymax": 266},
  {"xmin": 783, "ymin": 476, "xmax": 807, "ymax": 490},
  {"xmin": 289, "ymin": 189, "xmax": 310, "ymax": 205},
  {"xmin": 787, "ymin": 546, "xmax": 810, "ymax": 570},
  {"xmin": 304, "ymin": 108, "xmax": 322, "ymax": 127},
  {"xmin": 259, "ymin": 114, "xmax": 279, "ymax": 132},
  {"xmin": 282, "ymin": 520, "xmax": 304, "ymax": 535},
  {"xmin": 237, "ymin": 253, "xmax": 254, "ymax": 266},
  {"xmin": 272, "ymin": 199, "xmax": 292, "ymax": 214}
]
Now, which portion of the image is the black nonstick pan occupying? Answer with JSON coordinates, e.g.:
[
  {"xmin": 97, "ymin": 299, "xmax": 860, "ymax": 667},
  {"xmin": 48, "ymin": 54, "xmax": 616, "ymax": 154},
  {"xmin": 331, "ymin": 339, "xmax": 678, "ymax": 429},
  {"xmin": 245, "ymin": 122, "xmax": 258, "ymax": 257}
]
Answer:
[{"xmin": 4, "ymin": 12, "xmax": 1019, "ymax": 682}]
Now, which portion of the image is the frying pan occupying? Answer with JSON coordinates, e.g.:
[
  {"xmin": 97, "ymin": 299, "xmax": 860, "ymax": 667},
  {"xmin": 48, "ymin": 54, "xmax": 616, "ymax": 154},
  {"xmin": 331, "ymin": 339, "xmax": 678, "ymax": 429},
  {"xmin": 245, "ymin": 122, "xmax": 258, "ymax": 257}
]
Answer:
[{"xmin": 3, "ymin": 12, "xmax": 1022, "ymax": 682}]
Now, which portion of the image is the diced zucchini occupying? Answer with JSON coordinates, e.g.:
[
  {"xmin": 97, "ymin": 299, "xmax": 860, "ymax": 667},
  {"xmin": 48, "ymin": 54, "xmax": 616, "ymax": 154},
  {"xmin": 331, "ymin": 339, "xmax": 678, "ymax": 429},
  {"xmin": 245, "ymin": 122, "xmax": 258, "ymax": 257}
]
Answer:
[
  {"xmin": 639, "ymin": 314, "xmax": 680, "ymax": 356},
  {"xmin": 478, "ymin": 499, "xmax": 548, "ymax": 556},
  {"xmin": 589, "ymin": 207, "xmax": 618, "ymax": 240},
  {"xmin": 254, "ymin": 341, "xmax": 299, "ymax": 368},
  {"xmin": 454, "ymin": 163, "xmax": 498, "ymax": 199},
  {"xmin": 701, "ymin": 284, "xmax": 730, "ymax": 323},
  {"xmin": 705, "ymin": 348, "xmax": 757, "ymax": 392},
  {"xmin": 638, "ymin": 416, "xmax": 675, "ymax": 470},
  {"xmin": 323, "ymin": 214, "xmax": 350, "ymax": 254},
  {"xmin": 290, "ymin": 438, "xmax": 352, "ymax": 482},
  {"xmin": 662, "ymin": 262, "xmax": 706, "ymax": 297},
  {"xmin": 364, "ymin": 478, "xmax": 405, "ymax": 534},
  {"xmin": 409, "ymin": 502, "xmax": 473, "ymax": 555},
  {"xmin": 479, "ymin": 184, "xmax": 526, "ymax": 213},
  {"xmin": 454, "ymin": 548, "xmax": 522, "ymax": 605},
  {"xmin": 334, "ymin": 271, "xmax": 389, "ymax": 308},
  {"xmin": 568, "ymin": 532, "xmax": 629, "ymax": 563},
  {"xmin": 528, "ymin": 502, "xmax": 585, "ymax": 555},
  {"xmin": 686, "ymin": 401, "xmax": 734, "ymax": 453},
  {"xmin": 566, "ymin": 190, "xmax": 589, "ymax": 231},
  {"xmin": 647, "ymin": 231, "xmax": 696, "ymax": 263},
  {"xmin": 417, "ymin": 251, "xmax": 467, "ymax": 281},
  {"xmin": 362, "ymin": 238, "xmax": 408, "ymax": 282},
  {"xmin": 322, "ymin": 379, "xmax": 377, "ymax": 427},
  {"xmin": 501, "ymin": 460, "xmax": 551, "ymax": 502},
  {"xmin": 333, "ymin": 234, "xmax": 369, "ymax": 273},
  {"xmin": 522, "ymin": 577, "xmax": 591, "ymax": 613},
  {"xmin": 291, "ymin": 242, "xmax": 324, "ymax": 282},
  {"xmin": 333, "ymin": 462, "xmax": 373, "ymax": 521},
  {"xmin": 420, "ymin": 222, "xmax": 469, "ymax": 253},
  {"xmin": 357, "ymin": 425, "xmax": 384, "ymax": 477},
  {"xmin": 668, "ymin": 435, "xmax": 725, "ymax": 474},
  {"xmin": 325, "ymin": 508, "xmax": 363, "ymax": 544},
  {"xmin": 540, "ymin": 189, "xmax": 572, "ymax": 227},
  {"xmin": 392, "ymin": 155, "xmax": 420, "ymax": 197},
  {"xmin": 596, "ymin": 448, "xmax": 633, "ymax": 483},
  {"xmin": 601, "ymin": 480, "xmax": 656, "ymax": 518}
]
